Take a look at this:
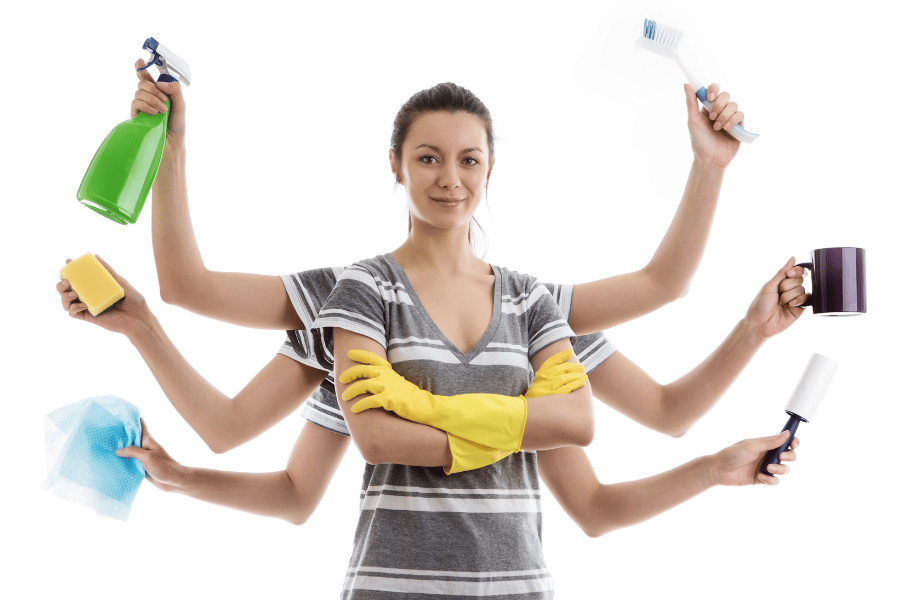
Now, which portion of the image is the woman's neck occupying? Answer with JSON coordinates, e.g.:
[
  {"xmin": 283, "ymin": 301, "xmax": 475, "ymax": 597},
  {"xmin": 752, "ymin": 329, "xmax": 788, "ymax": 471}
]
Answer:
[{"xmin": 392, "ymin": 221, "xmax": 486, "ymax": 276}]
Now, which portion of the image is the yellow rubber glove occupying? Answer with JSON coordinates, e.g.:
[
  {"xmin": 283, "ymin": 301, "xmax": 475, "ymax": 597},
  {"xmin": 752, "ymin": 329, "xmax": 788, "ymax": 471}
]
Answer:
[
  {"xmin": 525, "ymin": 350, "xmax": 587, "ymax": 398},
  {"xmin": 445, "ymin": 434, "xmax": 513, "ymax": 475},
  {"xmin": 445, "ymin": 349, "xmax": 586, "ymax": 474},
  {"xmin": 341, "ymin": 350, "xmax": 528, "ymax": 452}
]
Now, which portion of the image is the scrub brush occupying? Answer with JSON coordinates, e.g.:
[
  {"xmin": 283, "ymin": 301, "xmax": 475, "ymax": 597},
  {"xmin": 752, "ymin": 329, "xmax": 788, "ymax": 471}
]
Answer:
[{"xmin": 636, "ymin": 19, "xmax": 758, "ymax": 143}]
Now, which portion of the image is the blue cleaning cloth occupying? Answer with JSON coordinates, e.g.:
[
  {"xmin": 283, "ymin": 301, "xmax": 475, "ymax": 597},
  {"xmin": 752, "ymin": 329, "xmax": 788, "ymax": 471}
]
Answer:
[{"xmin": 42, "ymin": 395, "xmax": 145, "ymax": 521}]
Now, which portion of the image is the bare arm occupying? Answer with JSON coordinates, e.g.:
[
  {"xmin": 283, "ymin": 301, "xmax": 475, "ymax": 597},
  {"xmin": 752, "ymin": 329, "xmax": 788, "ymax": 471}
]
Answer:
[
  {"xmin": 568, "ymin": 160, "xmax": 723, "ymax": 333},
  {"xmin": 568, "ymin": 84, "xmax": 745, "ymax": 334},
  {"xmin": 118, "ymin": 419, "xmax": 350, "ymax": 525},
  {"xmin": 335, "ymin": 330, "xmax": 595, "ymax": 465},
  {"xmin": 520, "ymin": 340, "xmax": 594, "ymax": 449},
  {"xmin": 130, "ymin": 315, "xmax": 327, "ymax": 452},
  {"xmin": 538, "ymin": 431, "xmax": 798, "ymax": 538},
  {"xmin": 586, "ymin": 259, "xmax": 807, "ymax": 438},
  {"xmin": 59, "ymin": 257, "xmax": 325, "ymax": 453},
  {"xmin": 133, "ymin": 59, "xmax": 302, "ymax": 330},
  {"xmin": 333, "ymin": 329, "xmax": 453, "ymax": 467}
]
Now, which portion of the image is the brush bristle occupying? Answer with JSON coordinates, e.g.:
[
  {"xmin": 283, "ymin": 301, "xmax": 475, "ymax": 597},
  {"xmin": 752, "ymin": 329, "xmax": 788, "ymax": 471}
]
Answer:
[{"xmin": 641, "ymin": 18, "xmax": 684, "ymax": 49}]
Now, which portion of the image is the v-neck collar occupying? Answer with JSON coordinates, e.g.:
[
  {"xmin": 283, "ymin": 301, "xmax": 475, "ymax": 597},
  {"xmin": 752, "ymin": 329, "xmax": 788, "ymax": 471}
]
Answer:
[{"xmin": 385, "ymin": 253, "xmax": 503, "ymax": 364}]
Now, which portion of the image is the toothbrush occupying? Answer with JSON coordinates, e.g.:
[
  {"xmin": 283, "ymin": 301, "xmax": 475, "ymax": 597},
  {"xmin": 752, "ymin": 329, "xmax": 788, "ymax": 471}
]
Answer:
[{"xmin": 636, "ymin": 19, "xmax": 758, "ymax": 144}]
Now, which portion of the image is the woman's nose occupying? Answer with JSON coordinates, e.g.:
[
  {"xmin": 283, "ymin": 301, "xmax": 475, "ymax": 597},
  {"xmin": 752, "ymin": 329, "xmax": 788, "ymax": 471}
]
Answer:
[{"xmin": 438, "ymin": 162, "xmax": 460, "ymax": 188}]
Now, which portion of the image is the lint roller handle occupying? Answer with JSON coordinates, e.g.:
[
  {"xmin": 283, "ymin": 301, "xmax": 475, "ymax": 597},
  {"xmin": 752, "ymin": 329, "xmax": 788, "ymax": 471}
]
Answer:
[
  {"xmin": 695, "ymin": 86, "xmax": 759, "ymax": 144},
  {"xmin": 760, "ymin": 412, "xmax": 804, "ymax": 476}
]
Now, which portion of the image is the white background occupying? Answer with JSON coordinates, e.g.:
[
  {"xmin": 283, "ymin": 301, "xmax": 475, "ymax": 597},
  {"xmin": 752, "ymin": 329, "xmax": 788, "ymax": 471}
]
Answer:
[{"xmin": 3, "ymin": 1, "xmax": 897, "ymax": 598}]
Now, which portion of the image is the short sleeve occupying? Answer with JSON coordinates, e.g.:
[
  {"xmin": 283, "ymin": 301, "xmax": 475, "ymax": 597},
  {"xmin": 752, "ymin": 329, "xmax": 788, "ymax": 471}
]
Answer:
[
  {"xmin": 524, "ymin": 281, "xmax": 577, "ymax": 359},
  {"xmin": 541, "ymin": 281, "xmax": 617, "ymax": 374},
  {"xmin": 310, "ymin": 264, "xmax": 388, "ymax": 371},
  {"xmin": 297, "ymin": 385, "xmax": 350, "ymax": 437},
  {"xmin": 276, "ymin": 267, "xmax": 351, "ymax": 435},
  {"xmin": 278, "ymin": 267, "xmax": 345, "ymax": 374},
  {"xmin": 571, "ymin": 332, "xmax": 617, "ymax": 374},
  {"xmin": 541, "ymin": 282, "xmax": 575, "ymax": 321},
  {"xmin": 280, "ymin": 267, "xmax": 344, "ymax": 330}
]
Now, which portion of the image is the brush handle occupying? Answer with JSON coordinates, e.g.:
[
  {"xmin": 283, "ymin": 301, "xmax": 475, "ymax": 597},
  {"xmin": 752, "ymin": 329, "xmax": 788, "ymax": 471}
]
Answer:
[
  {"xmin": 674, "ymin": 57, "xmax": 758, "ymax": 144},
  {"xmin": 695, "ymin": 87, "xmax": 758, "ymax": 144},
  {"xmin": 760, "ymin": 413, "xmax": 804, "ymax": 476}
]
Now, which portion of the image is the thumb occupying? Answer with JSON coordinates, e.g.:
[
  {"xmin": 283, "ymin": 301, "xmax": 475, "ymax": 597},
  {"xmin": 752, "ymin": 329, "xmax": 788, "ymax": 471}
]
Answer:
[
  {"xmin": 684, "ymin": 83, "xmax": 700, "ymax": 117},
  {"xmin": 156, "ymin": 79, "xmax": 185, "ymax": 111},
  {"xmin": 763, "ymin": 257, "xmax": 796, "ymax": 293},
  {"xmin": 536, "ymin": 350, "xmax": 573, "ymax": 373},
  {"xmin": 348, "ymin": 349, "xmax": 390, "ymax": 368},
  {"xmin": 115, "ymin": 444, "xmax": 150, "ymax": 462},
  {"xmin": 764, "ymin": 430, "xmax": 791, "ymax": 449}
]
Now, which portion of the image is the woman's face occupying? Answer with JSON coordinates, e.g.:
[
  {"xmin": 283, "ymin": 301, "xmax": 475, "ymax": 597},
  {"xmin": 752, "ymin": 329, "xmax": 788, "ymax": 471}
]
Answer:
[{"xmin": 392, "ymin": 111, "xmax": 492, "ymax": 234}]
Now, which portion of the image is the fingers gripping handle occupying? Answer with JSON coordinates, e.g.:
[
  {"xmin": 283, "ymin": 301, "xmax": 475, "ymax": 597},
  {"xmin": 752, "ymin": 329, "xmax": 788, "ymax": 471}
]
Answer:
[
  {"xmin": 796, "ymin": 261, "xmax": 814, "ymax": 308},
  {"xmin": 695, "ymin": 87, "xmax": 758, "ymax": 144},
  {"xmin": 760, "ymin": 413, "xmax": 803, "ymax": 476}
]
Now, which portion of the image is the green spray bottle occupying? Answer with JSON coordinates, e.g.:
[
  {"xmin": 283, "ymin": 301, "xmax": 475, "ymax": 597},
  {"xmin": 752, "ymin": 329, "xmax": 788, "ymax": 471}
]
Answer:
[{"xmin": 76, "ymin": 38, "xmax": 191, "ymax": 224}]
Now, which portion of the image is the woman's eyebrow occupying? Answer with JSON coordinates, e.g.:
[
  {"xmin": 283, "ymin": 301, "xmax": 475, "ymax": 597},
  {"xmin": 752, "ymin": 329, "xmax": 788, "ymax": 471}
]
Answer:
[{"xmin": 414, "ymin": 143, "xmax": 484, "ymax": 154}]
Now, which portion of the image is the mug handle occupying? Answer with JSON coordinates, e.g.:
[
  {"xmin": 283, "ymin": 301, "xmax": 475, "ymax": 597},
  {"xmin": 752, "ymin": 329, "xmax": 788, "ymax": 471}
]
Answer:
[{"xmin": 797, "ymin": 261, "xmax": 813, "ymax": 308}]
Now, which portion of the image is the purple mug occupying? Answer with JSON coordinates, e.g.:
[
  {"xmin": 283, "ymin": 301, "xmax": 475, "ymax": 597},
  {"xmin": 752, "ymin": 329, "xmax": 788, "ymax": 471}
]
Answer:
[{"xmin": 798, "ymin": 247, "xmax": 866, "ymax": 316}]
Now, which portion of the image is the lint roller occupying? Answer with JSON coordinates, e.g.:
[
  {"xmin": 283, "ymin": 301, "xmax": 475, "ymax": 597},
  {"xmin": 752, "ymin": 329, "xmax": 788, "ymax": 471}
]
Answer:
[{"xmin": 760, "ymin": 353, "xmax": 838, "ymax": 476}]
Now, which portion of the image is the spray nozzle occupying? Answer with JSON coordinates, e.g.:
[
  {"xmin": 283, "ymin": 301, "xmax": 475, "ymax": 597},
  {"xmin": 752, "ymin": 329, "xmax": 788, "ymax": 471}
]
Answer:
[{"xmin": 138, "ymin": 37, "xmax": 191, "ymax": 86}]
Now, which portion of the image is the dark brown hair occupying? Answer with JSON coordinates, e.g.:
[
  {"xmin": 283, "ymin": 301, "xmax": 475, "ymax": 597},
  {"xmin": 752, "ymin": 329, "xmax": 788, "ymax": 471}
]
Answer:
[
  {"xmin": 391, "ymin": 82, "xmax": 493, "ymax": 256},
  {"xmin": 391, "ymin": 82, "xmax": 495, "ymax": 162}
]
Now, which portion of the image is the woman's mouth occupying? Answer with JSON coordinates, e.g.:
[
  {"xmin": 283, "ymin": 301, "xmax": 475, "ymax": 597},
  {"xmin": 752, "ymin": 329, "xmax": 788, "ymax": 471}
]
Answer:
[{"xmin": 431, "ymin": 197, "xmax": 465, "ymax": 207}]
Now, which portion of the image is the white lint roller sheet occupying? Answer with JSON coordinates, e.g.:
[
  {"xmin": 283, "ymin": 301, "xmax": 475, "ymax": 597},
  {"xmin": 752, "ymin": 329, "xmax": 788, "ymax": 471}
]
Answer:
[{"xmin": 786, "ymin": 353, "xmax": 839, "ymax": 422}]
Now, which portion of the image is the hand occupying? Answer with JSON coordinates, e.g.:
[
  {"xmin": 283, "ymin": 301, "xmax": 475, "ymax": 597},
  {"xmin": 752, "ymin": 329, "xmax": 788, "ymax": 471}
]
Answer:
[
  {"xmin": 684, "ymin": 83, "xmax": 745, "ymax": 169},
  {"xmin": 340, "ymin": 350, "xmax": 433, "ymax": 415},
  {"xmin": 116, "ymin": 418, "xmax": 186, "ymax": 492},
  {"xmin": 132, "ymin": 58, "xmax": 186, "ymax": 147},
  {"xmin": 525, "ymin": 350, "xmax": 587, "ymax": 398},
  {"xmin": 57, "ymin": 255, "xmax": 152, "ymax": 337},
  {"xmin": 714, "ymin": 430, "xmax": 799, "ymax": 486},
  {"xmin": 744, "ymin": 257, "xmax": 808, "ymax": 341},
  {"xmin": 340, "ymin": 349, "xmax": 526, "ymax": 452}
]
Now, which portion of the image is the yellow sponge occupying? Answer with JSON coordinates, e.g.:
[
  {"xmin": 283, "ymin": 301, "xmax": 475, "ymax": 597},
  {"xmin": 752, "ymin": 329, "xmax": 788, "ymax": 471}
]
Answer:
[{"xmin": 60, "ymin": 253, "xmax": 125, "ymax": 316}]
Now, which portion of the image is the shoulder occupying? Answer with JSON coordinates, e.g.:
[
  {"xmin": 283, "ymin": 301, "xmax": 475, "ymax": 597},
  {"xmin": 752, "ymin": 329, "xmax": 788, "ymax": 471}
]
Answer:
[
  {"xmin": 282, "ymin": 266, "xmax": 343, "ymax": 293},
  {"xmin": 496, "ymin": 265, "xmax": 541, "ymax": 291},
  {"xmin": 496, "ymin": 265, "xmax": 553, "ymax": 304},
  {"xmin": 336, "ymin": 255, "xmax": 396, "ymax": 284}
]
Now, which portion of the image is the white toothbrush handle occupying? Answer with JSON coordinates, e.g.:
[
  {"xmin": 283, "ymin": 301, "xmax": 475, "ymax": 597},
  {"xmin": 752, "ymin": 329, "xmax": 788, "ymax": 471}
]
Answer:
[{"xmin": 677, "ymin": 57, "xmax": 759, "ymax": 144}]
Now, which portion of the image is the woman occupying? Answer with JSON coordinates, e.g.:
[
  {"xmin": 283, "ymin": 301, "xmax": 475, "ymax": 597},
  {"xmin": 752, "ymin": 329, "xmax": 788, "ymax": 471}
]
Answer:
[
  {"xmin": 61, "ymin": 80, "xmax": 800, "ymax": 598},
  {"xmin": 102, "ymin": 59, "xmax": 806, "ymax": 453}
]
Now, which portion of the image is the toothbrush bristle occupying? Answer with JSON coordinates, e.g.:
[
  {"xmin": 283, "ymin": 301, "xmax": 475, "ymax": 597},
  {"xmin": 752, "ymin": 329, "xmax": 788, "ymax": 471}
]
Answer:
[{"xmin": 641, "ymin": 18, "xmax": 683, "ymax": 49}]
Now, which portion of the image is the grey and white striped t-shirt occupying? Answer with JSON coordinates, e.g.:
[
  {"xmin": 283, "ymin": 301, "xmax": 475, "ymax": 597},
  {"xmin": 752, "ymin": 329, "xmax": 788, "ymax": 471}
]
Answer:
[
  {"xmin": 279, "ymin": 268, "xmax": 616, "ymax": 437},
  {"xmin": 308, "ymin": 253, "xmax": 586, "ymax": 599}
]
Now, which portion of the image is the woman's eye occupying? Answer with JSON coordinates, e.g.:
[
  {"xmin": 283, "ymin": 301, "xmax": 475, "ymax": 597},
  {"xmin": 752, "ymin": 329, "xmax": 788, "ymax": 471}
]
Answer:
[
  {"xmin": 419, "ymin": 155, "xmax": 438, "ymax": 164},
  {"xmin": 462, "ymin": 157, "xmax": 479, "ymax": 166}
]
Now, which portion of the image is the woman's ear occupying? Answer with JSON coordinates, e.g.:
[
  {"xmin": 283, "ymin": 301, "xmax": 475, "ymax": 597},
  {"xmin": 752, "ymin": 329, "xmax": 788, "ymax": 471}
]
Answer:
[
  {"xmin": 486, "ymin": 156, "xmax": 495, "ymax": 185},
  {"xmin": 389, "ymin": 149, "xmax": 401, "ymax": 184}
]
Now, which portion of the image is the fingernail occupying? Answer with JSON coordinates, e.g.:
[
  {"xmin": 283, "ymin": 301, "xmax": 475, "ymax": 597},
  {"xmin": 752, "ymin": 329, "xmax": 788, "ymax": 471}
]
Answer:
[
  {"xmin": 714, "ymin": 122, "xmax": 722, "ymax": 131},
  {"xmin": 709, "ymin": 112, "xmax": 717, "ymax": 120}
]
